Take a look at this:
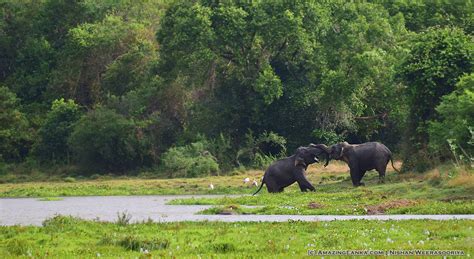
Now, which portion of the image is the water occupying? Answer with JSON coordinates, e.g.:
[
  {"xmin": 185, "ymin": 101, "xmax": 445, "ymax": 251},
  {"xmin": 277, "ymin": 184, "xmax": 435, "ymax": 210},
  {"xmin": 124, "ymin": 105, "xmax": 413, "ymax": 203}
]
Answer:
[{"xmin": 1, "ymin": 195, "xmax": 472, "ymax": 226}]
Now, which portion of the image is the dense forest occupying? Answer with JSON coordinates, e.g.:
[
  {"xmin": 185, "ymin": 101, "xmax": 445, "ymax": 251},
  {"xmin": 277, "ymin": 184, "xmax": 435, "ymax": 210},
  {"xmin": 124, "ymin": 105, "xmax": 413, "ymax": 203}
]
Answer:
[{"xmin": 0, "ymin": 0, "xmax": 472, "ymax": 178}]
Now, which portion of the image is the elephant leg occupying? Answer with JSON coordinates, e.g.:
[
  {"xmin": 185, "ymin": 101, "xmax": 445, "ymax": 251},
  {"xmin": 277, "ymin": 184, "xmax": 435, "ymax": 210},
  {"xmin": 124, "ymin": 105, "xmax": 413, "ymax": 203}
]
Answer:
[
  {"xmin": 266, "ymin": 185, "xmax": 279, "ymax": 193},
  {"xmin": 377, "ymin": 160, "xmax": 389, "ymax": 184},
  {"xmin": 358, "ymin": 171, "xmax": 366, "ymax": 186},
  {"xmin": 294, "ymin": 169, "xmax": 316, "ymax": 192},
  {"xmin": 349, "ymin": 166, "xmax": 364, "ymax": 187},
  {"xmin": 265, "ymin": 178, "xmax": 279, "ymax": 193},
  {"xmin": 377, "ymin": 169, "xmax": 386, "ymax": 184}
]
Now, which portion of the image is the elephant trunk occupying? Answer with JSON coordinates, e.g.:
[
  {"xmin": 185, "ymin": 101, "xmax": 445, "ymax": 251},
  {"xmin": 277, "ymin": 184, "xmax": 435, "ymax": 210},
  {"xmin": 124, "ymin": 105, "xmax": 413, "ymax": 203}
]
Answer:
[
  {"xmin": 309, "ymin": 144, "xmax": 330, "ymax": 153},
  {"xmin": 309, "ymin": 143, "xmax": 331, "ymax": 167}
]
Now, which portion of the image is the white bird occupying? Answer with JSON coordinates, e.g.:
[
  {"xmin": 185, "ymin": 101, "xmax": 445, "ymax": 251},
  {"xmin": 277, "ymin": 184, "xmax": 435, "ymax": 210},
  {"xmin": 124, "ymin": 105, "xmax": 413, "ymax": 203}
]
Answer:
[
  {"xmin": 209, "ymin": 183, "xmax": 214, "ymax": 190},
  {"xmin": 243, "ymin": 177, "xmax": 250, "ymax": 183},
  {"xmin": 252, "ymin": 180, "xmax": 258, "ymax": 187}
]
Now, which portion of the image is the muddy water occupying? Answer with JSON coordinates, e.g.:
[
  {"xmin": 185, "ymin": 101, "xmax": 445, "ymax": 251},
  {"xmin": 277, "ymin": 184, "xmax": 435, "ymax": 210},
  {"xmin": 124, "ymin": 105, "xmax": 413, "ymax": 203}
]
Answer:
[{"xmin": 1, "ymin": 195, "xmax": 472, "ymax": 226}]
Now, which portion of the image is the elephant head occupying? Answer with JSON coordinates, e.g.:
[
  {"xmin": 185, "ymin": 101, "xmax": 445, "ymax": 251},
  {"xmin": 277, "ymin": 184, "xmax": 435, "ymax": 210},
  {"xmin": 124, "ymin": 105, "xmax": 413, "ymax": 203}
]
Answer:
[
  {"xmin": 329, "ymin": 142, "xmax": 350, "ymax": 160},
  {"xmin": 295, "ymin": 145, "xmax": 330, "ymax": 167},
  {"xmin": 308, "ymin": 144, "xmax": 331, "ymax": 167}
]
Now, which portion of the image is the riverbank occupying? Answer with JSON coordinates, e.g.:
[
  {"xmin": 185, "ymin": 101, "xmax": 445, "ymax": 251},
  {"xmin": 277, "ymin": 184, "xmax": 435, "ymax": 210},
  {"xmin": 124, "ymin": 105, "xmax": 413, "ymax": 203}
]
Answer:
[{"xmin": 0, "ymin": 216, "xmax": 472, "ymax": 257}]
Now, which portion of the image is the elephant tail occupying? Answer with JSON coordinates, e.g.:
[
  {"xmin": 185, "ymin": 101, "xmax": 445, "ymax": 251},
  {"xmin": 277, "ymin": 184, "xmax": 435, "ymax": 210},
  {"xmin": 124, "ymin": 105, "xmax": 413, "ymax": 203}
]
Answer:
[
  {"xmin": 390, "ymin": 156, "xmax": 401, "ymax": 173},
  {"xmin": 252, "ymin": 177, "xmax": 265, "ymax": 196}
]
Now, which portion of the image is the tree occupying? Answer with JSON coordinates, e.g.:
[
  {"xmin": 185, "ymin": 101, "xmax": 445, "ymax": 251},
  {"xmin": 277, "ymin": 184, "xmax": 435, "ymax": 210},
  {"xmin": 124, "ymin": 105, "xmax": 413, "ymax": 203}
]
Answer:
[
  {"xmin": 157, "ymin": 2, "xmax": 405, "ymax": 151},
  {"xmin": 69, "ymin": 107, "xmax": 145, "ymax": 173},
  {"xmin": 0, "ymin": 86, "xmax": 31, "ymax": 162},
  {"xmin": 428, "ymin": 73, "xmax": 474, "ymax": 162},
  {"xmin": 400, "ymin": 27, "xmax": 473, "ymax": 171},
  {"xmin": 33, "ymin": 99, "xmax": 81, "ymax": 163},
  {"xmin": 383, "ymin": 1, "xmax": 473, "ymax": 34}
]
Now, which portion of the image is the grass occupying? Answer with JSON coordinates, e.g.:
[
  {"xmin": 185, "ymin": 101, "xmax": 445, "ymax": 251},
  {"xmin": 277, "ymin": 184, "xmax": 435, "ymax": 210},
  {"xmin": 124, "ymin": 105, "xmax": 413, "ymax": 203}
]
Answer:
[
  {"xmin": 167, "ymin": 164, "xmax": 474, "ymax": 215},
  {"xmin": 37, "ymin": 197, "xmax": 63, "ymax": 201},
  {"xmin": 0, "ymin": 169, "xmax": 265, "ymax": 197},
  {"xmin": 0, "ymin": 215, "xmax": 472, "ymax": 257},
  {"xmin": 1, "ymin": 162, "xmax": 473, "ymax": 215}
]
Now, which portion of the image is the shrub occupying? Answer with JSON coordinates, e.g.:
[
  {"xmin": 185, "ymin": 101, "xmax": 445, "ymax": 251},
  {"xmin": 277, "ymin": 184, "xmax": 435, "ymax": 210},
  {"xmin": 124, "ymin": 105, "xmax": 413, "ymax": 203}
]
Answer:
[
  {"xmin": 428, "ymin": 73, "xmax": 474, "ymax": 166},
  {"xmin": 208, "ymin": 133, "xmax": 234, "ymax": 172},
  {"xmin": 116, "ymin": 211, "xmax": 132, "ymax": 226},
  {"xmin": 6, "ymin": 238, "xmax": 31, "ymax": 256},
  {"xmin": 400, "ymin": 27, "xmax": 473, "ymax": 172},
  {"xmin": 236, "ymin": 131, "xmax": 287, "ymax": 169},
  {"xmin": 33, "ymin": 99, "xmax": 81, "ymax": 163},
  {"xmin": 0, "ymin": 86, "xmax": 32, "ymax": 162},
  {"xmin": 118, "ymin": 235, "xmax": 170, "ymax": 251},
  {"xmin": 161, "ymin": 141, "xmax": 219, "ymax": 177},
  {"xmin": 69, "ymin": 107, "xmax": 145, "ymax": 173}
]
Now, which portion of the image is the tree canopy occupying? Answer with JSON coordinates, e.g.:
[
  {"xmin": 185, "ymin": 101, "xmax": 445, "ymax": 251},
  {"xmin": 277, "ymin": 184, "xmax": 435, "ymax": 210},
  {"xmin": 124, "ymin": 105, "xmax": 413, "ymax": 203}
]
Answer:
[{"xmin": 0, "ymin": 0, "xmax": 472, "ymax": 175}]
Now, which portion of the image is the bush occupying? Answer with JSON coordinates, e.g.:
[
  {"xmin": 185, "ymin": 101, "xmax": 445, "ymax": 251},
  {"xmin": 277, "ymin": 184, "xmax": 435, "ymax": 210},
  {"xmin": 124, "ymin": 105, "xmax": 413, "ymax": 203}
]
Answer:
[
  {"xmin": 236, "ymin": 131, "xmax": 287, "ymax": 169},
  {"xmin": 311, "ymin": 129, "xmax": 345, "ymax": 145},
  {"xmin": 208, "ymin": 133, "xmax": 234, "ymax": 172},
  {"xmin": 0, "ymin": 86, "xmax": 32, "ymax": 162},
  {"xmin": 33, "ymin": 99, "xmax": 81, "ymax": 163},
  {"xmin": 69, "ymin": 107, "xmax": 145, "ymax": 173},
  {"xmin": 428, "ymin": 73, "xmax": 474, "ymax": 166},
  {"xmin": 161, "ymin": 141, "xmax": 219, "ymax": 177},
  {"xmin": 400, "ymin": 27, "xmax": 473, "ymax": 171}
]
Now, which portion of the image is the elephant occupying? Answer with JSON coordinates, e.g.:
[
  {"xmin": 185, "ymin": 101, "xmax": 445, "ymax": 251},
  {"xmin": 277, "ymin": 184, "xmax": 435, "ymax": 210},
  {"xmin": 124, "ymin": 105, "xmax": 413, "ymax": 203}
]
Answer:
[
  {"xmin": 310, "ymin": 142, "xmax": 400, "ymax": 187},
  {"xmin": 253, "ymin": 145, "xmax": 329, "ymax": 195}
]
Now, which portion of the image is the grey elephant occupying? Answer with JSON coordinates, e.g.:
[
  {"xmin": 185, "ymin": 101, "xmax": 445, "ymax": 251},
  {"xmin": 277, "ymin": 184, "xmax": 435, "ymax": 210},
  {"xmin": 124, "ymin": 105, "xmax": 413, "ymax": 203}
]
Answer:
[
  {"xmin": 310, "ymin": 142, "xmax": 400, "ymax": 187},
  {"xmin": 253, "ymin": 145, "xmax": 329, "ymax": 195}
]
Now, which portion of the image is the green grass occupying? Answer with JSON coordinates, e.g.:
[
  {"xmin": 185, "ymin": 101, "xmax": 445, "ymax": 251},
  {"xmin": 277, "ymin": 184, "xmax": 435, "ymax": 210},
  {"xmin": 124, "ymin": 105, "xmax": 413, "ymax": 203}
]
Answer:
[
  {"xmin": 37, "ymin": 197, "xmax": 63, "ymax": 201},
  {"xmin": 0, "ymin": 216, "xmax": 472, "ymax": 257},
  {"xmin": 168, "ymin": 170, "xmax": 474, "ymax": 215},
  {"xmin": 0, "ymin": 171, "xmax": 263, "ymax": 197},
  {"xmin": 1, "ymin": 163, "xmax": 472, "ymax": 215}
]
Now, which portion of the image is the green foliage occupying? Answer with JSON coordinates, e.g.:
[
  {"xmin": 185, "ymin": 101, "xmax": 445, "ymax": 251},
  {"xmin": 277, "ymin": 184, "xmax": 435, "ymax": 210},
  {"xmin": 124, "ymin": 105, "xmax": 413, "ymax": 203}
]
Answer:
[
  {"xmin": 157, "ymin": 1, "xmax": 407, "ymax": 152},
  {"xmin": 6, "ymin": 238, "xmax": 32, "ymax": 256},
  {"xmin": 161, "ymin": 141, "xmax": 219, "ymax": 178},
  {"xmin": 429, "ymin": 74, "xmax": 474, "ymax": 164},
  {"xmin": 69, "ymin": 107, "xmax": 145, "ymax": 173},
  {"xmin": 401, "ymin": 27, "xmax": 473, "ymax": 171},
  {"xmin": 312, "ymin": 129, "xmax": 345, "ymax": 145},
  {"xmin": 207, "ymin": 133, "xmax": 234, "ymax": 171},
  {"xmin": 383, "ymin": 1, "xmax": 473, "ymax": 33},
  {"xmin": 33, "ymin": 99, "xmax": 81, "ymax": 163},
  {"xmin": 0, "ymin": 86, "xmax": 31, "ymax": 162},
  {"xmin": 118, "ymin": 235, "xmax": 169, "ymax": 251},
  {"xmin": 254, "ymin": 64, "xmax": 283, "ymax": 104},
  {"xmin": 236, "ymin": 131, "xmax": 287, "ymax": 169},
  {"xmin": 50, "ymin": 14, "xmax": 158, "ymax": 106},
  {"xmin": 1, "ymin": 0, "xmax": 473, "ymax": 175}
]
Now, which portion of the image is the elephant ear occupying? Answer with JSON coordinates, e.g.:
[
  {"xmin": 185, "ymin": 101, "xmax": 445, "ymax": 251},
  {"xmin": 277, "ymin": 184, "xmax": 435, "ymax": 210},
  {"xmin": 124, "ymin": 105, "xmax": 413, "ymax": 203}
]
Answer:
[
  {"xmin": 294, "ymin": 156, "xmax": 306, "ymax": 167},
  {"xmin": 338, "ymin": 142, "xmax": 352, "ymax": 160}
]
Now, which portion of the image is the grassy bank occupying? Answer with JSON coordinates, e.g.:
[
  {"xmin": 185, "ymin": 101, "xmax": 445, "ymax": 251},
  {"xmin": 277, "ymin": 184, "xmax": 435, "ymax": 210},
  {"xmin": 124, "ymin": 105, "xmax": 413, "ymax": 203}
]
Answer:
[
  {"xmin": 169, "ymin": 165, "xmax": 474, "ymax": 215},
  {"xmin": 0, "ymin": 169, "xmax": 264, "ymax": 197},
  {"xmin": 1, "ymin": 163, "xmax": 472, "ymax": 215},
  {"xmin": 0, "ymin": 216, "xmax": 472, "ymax": 257}
]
